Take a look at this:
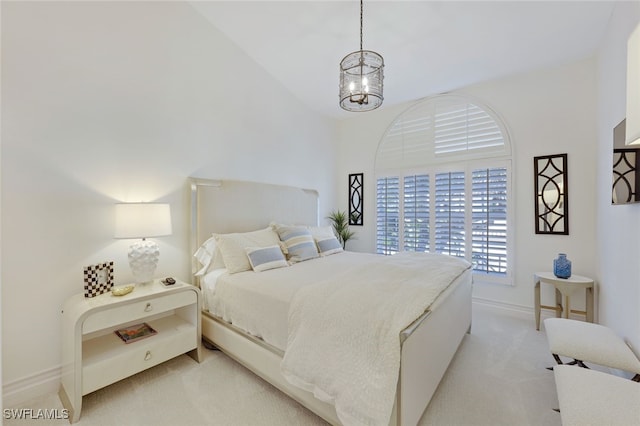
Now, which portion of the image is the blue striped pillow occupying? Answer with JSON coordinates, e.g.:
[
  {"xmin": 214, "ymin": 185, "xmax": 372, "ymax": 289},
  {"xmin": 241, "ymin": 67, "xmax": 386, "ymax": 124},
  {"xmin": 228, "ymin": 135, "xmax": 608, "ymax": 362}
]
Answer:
[
  {"xmin": 316, "ymin": 236, "xmax": 343, "ymax": 256},
  {"xmin": 245, "ymin": 246, "xmax": 288, "ymax": 272},
  {"xmin": 274, "ymin": 226, "xmax": 319, "ymax": 263}
]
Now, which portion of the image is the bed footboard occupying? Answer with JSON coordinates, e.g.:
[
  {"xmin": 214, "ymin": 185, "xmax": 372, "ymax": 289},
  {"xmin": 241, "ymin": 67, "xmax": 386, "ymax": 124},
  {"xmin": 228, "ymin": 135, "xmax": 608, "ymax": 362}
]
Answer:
[
  {"xmin": 201, "ymin": 269, "xmax": 472, "ymax": 426},
  {"xmin": 397, "ymin": 269, "xmax": 472, "ymax": 426}
]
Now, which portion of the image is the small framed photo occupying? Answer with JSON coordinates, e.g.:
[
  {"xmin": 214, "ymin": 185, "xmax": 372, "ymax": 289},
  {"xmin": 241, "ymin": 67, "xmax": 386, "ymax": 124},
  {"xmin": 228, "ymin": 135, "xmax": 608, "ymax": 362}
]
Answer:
[{"xmin": 84, "ymin": 261, "xmax": 114, "ymax": 298}]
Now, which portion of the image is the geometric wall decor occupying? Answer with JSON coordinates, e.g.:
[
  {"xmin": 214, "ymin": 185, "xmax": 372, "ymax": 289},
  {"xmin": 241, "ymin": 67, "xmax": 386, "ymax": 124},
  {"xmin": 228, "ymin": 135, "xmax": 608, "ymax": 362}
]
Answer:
[
  {"xmin": 534, "ymin": 154, "xmax": 569, "ymax": 235},
  {"xmin": 348, "ymin": 173, "xmax": 364, "ymax": 226},
  {"xmin": 612, "ymin": 119, "xmax": 640, "ymax": 204},
  {"xmin": 613, "ymin": 148, "xmax": 640, "ymax": 204}
]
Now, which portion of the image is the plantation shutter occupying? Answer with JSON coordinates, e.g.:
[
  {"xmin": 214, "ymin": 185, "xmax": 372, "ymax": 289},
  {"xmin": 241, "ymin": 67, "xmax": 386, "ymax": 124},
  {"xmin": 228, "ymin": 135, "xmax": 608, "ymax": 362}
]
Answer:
[
  {"xmin": 472, "ymin": 168, "xmax": 508, "ymax": 274},
  {"xmin": 376, "ymin": 106, "xmax": 434, "ymax": 171},
  {"xmin": 376, "ymin": 95, "xmax": 509, "ymax": 172},
  {"xmin": 434, "ymin": 171, "xmax": 466, "ymax": 258},
  {"xmin": 376, "ymin": 177, "xmax": 400, "ymax": 255},
  {"xmin": 374, "ymin": 95, "xmax": 512, "ymax": 284},
  {"xmin": 434, "ymin": 101, "xmax": 505, "ymax": 155},
  {"xmin": 403, "ymin": 174, "xmax": 430, "ymax": 252}
]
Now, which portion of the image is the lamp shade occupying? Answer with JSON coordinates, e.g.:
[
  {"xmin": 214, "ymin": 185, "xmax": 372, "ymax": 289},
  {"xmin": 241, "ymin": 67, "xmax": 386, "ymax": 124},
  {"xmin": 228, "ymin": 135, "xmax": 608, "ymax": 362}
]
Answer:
[{"xmin": 114, "ymin": 203, "xmax": 172, "ymax": 239}]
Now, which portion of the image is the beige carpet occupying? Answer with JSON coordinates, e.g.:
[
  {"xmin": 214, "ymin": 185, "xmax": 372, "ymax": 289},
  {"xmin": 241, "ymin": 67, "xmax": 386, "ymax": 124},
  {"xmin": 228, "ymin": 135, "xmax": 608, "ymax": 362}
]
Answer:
[{"xmin": 5, "ymin": 304, "xmax": 562, "ymax": 426}]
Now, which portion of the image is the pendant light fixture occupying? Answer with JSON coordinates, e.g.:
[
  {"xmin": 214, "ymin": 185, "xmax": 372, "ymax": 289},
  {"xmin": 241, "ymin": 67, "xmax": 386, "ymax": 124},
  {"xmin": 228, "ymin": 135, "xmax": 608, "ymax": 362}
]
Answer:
[{"xmin": 339, "ymin": 0, "xmax": 384, "ymax": 112}]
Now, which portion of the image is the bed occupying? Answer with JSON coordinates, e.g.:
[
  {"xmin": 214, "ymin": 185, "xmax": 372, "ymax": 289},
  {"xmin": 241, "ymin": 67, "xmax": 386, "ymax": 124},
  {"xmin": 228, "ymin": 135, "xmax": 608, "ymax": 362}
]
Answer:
[{"xmin": 189, "ymin": 178, "xmax": 473, "ymax": 426}]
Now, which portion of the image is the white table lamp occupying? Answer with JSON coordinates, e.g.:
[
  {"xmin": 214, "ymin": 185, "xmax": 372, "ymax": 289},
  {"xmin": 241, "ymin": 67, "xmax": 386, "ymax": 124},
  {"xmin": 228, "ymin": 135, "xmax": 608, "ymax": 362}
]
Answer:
[{"xmin": 115, "ymin": 203, "xmax": 172, "ymax": 284}]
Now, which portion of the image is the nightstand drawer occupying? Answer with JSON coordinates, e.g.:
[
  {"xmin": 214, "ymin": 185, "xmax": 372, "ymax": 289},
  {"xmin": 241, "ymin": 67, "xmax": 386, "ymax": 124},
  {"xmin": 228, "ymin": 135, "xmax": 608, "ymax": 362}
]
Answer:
[{"xmin": 83, "ymin": 291, "xmax": 196, "ymax": 334}]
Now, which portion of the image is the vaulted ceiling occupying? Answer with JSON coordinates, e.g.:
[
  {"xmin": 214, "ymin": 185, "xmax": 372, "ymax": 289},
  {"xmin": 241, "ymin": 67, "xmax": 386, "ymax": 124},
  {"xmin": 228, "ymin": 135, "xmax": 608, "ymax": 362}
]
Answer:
[{"xmin": 191, "ymin": 1, "xmax": 616, "ymax": 119}]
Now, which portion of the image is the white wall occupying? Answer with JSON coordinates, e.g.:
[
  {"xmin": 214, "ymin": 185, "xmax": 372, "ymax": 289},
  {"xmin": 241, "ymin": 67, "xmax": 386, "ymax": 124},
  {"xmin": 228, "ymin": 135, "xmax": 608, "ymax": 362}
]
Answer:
[
  {"xmin": 336, "ymin": 58, "xmax": 598, "ymax": 312},
  {"xmin": 1, "ymin": 1, "xmax": 337, "ymax": 401},
  {"xmin": 596, "ymin": 2, "xmax": 640, "ymax": 356},
  {"xmin": 0, "ymin": 0, "xmax": 3, "ymax": 414}
]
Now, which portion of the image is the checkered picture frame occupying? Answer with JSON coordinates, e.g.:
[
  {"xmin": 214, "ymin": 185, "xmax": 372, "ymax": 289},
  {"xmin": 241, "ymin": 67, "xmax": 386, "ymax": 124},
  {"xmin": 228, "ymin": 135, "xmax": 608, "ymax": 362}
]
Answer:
[{"xmin": 83, "ymin": 261, "xmax": 114, "ymax": 298}]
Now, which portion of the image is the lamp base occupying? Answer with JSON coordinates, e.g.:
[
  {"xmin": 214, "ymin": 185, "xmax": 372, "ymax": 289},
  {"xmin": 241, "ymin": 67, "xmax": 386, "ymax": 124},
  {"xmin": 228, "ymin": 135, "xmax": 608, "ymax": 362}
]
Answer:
[{"xmin": 128, "ymin": 239, "xmax": 159, "ymax": 284}]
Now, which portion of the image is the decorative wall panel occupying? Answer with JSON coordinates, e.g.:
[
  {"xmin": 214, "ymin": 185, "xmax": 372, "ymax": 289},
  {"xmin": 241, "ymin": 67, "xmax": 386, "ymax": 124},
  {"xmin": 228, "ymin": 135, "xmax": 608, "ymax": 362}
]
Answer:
[
  {"xmin": 348, "ymin": 173, "xmax": 363, "ymax": 226},
  {"xmin": 534, "ymin": 154, "xmax": 568, "ymax": 235}
]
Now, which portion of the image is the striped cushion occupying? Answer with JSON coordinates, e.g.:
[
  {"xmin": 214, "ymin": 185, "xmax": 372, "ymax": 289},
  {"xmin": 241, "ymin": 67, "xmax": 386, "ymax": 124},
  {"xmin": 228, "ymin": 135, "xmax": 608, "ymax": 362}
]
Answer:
[
  {"xmin": 274, "ymin": 225, "xmax": 319, "ymax": 263},
  {"xmin": 316, "ymin": 236, "xmax": 343, "ymax": 256},
  {"xmin": 245, "ymin": 246, "xmax": 288, "ymax": 272},
  {"xmin": 215, "ymin": 227, "xmax": 281, "ymax": 273}
]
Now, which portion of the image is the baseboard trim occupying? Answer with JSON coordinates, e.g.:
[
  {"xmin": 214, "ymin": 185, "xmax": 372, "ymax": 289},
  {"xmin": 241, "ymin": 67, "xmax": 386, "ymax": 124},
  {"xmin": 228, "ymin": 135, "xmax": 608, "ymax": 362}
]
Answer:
[
  {"xmin": 472, "ymin": 296, "xmax": 587, "ymax": 324},
  {"xmin": 3, "ymin": 365, "xmax": 61, "ymax": 408},
  {"xmin": 472, "ymin": 296, "xmax": 533, "ymax": 319}
]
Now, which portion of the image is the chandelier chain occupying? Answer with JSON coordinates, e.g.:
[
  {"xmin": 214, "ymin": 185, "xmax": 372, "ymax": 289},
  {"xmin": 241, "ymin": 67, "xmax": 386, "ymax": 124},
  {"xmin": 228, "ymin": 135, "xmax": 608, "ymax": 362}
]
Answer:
[{"xmin": 360, "ymin": 0, "xmax": 363, "ymax": 51}]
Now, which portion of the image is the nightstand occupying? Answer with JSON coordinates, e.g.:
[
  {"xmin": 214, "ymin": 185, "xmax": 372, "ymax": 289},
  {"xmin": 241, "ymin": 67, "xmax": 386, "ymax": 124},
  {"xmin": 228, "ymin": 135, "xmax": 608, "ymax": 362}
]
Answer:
[{"xmin": 59, "ymin": 280, "xmax": 201, "ymax": 423}]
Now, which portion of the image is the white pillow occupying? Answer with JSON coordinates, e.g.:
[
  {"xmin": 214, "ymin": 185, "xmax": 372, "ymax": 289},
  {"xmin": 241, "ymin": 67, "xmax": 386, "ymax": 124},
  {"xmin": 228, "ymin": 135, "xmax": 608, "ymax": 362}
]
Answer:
[
  {"xmin": 245, "ymin": 246, "xmax": 289, "ymax": 272},
  {"xmin": 307, "ymin": 225, "xmax": 336, "ymax": 240},
  {"xmin": 273, "ymin": 225, "xmax": 319, "ymax": 263},
  {"xmin": 316, "ymin": 236, "xmax": 343, "ymax": 256},
  {"xmin": 194, "ymin": 236, "xmax": 221, "ymax": 276},
  {"xmin": 214, "ymin": 227, "xmax": 281, "ymax": 274}
]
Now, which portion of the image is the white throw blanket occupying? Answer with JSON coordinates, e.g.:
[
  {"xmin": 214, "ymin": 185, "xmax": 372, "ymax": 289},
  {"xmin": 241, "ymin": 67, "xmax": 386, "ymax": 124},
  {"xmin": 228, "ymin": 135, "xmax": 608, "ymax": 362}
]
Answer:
[{"xmin": 281, "ymin": 252, "xmax": 471, "ymax": 426}]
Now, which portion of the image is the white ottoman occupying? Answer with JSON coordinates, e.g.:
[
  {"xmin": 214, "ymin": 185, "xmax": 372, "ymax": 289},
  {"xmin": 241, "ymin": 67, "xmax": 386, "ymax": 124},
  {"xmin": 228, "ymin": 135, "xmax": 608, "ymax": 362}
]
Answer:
[
  {"xmin": 554, "ymin": 365, "xmax": 640, "ymax": 426},
  {"xmin": 544, "ymin": 318, "xmax": 640, "ymax": 380}
]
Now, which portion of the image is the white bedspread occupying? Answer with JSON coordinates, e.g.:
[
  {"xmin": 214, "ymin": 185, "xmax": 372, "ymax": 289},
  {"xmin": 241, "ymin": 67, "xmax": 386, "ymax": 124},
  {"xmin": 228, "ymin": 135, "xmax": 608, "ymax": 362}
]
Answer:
[
  {"xmin": 204, "ymin": 252, "xmax": 382, "ymax": 350},
  {"xmin": 280, "ymin": 252, "xmax": 471, "ymax": 426}
]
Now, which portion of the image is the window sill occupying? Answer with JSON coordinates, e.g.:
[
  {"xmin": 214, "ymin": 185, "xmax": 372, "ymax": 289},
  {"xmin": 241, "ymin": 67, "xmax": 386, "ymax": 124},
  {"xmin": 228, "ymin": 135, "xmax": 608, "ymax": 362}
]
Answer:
[{"xmin": 472, "ymin": 272, "xmax": 513, "ymax": 286}]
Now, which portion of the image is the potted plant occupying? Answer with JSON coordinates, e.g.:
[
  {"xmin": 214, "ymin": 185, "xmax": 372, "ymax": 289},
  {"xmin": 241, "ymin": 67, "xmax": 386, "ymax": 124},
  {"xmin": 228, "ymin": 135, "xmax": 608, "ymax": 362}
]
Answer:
[{"xmin": 326, "ymin": 210, "xmax": 355, "ymax": 249}]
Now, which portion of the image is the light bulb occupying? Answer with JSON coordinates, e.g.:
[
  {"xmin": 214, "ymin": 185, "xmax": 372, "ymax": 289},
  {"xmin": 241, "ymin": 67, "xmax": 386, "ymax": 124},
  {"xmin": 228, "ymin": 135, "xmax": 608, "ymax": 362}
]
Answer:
[{"xmin": 349, "ymin": 81, "xmax": 355, "ymax": 92}]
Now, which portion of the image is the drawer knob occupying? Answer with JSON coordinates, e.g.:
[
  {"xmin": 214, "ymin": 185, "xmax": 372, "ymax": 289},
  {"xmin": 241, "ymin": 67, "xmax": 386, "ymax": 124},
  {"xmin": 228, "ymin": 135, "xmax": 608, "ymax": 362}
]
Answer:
[
  {"xmin": 144, "ymin": 303, "xmax": 153, "ymax": 312},
  {"xmin": 144, "ymin": 351, "xmax": 152, "ymax": 361}
]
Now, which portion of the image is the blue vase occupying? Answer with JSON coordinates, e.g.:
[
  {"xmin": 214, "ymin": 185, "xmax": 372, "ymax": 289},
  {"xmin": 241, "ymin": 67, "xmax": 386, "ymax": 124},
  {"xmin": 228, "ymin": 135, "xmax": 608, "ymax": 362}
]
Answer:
[{"xmin": 553, "ymin": 253, "xmax": 572, "ymax": 278}]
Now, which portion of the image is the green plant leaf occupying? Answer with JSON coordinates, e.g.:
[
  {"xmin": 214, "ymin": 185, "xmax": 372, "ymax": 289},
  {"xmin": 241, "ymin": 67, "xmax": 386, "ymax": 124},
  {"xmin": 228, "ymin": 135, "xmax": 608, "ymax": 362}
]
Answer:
[{"xmin": 326, "ymin": 209, "xmax": 356, "ymax": 249}]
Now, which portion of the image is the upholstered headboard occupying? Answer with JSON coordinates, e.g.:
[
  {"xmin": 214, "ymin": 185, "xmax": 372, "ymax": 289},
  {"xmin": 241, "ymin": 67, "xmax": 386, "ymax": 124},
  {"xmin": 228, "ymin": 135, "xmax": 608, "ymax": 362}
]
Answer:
[{"xmin": 189, "ymin": 178, "xmax": 319, "ymax": 277}]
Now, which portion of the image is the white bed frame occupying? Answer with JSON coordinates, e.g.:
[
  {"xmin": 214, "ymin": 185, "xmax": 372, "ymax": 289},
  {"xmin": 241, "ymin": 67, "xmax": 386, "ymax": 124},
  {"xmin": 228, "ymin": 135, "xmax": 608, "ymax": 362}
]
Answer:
[{"xmin": 189, "ymin": 178, "xmax": 472, "ymax": 426}]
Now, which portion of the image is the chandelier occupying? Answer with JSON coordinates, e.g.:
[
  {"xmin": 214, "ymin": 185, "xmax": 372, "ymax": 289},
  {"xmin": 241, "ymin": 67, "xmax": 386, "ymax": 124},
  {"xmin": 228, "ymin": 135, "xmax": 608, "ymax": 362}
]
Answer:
[{"xmin": 339, "ymin": 0, "xmax": 384, "ymax": 112}]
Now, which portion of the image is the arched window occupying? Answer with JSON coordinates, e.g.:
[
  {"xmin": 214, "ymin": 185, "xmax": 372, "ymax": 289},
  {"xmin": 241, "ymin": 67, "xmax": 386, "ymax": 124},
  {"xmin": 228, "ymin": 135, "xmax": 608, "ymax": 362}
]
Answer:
[{"xmin": 375, "ymin": 94, "xmax": 513, "ymax": 285}]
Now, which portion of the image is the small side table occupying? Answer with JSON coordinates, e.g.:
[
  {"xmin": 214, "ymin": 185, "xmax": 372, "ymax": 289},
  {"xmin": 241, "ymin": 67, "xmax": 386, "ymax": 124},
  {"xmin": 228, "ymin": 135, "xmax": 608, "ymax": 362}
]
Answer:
[{"xmin": 534, "ymin": 272, "xmax": 594, "ymax": 331}]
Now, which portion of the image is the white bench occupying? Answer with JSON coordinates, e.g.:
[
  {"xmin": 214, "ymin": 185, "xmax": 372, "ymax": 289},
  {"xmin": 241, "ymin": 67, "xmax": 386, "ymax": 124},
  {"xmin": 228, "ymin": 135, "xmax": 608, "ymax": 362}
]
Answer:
[
  {"xmin": 554, "ymin": 365, "xmax": 640, "ymax": 426},
  {"xmin": 544, "ymin": 318, "xmax": 640, "ymax": 381}
]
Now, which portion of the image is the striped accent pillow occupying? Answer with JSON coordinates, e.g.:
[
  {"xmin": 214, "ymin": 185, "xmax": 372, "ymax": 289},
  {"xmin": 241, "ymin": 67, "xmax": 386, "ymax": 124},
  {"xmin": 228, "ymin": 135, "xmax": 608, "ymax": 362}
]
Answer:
[
  {"xmin": 274, "ymin": 226, "xmax": 319, "ymax": 263},
  {"xmin": 245, "ymin": 246, "xmax": 288, "ymax": 272},
  {"xmin": 215, "ymin": 227, "xmax": 281, "ymax": 273},
  {"xmin": 316, "ymin": 236, "xmax": 343, "ymax": 256}
]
